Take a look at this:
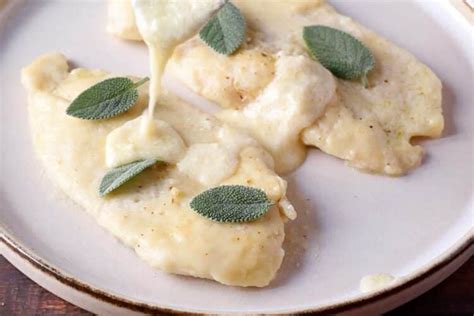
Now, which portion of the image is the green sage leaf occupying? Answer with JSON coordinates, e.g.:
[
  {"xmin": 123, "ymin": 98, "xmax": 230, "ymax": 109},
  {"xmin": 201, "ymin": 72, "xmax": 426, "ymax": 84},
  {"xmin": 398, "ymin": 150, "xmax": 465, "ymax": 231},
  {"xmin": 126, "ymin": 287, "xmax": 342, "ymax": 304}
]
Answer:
[
  {"xmin": 190, "ymin": 185, "xmax": 273, "ymax": 223},
  {"xmin": 303, "ymin": 25, "xmax": 375, "ymax": 87},
  {"xmin": 199, "ymin": 2, "xmax": 246, "ymax": 55},
  {"xmin": 99, "ymin": 159, "xmax": 158, "ymax": 196},
  {"xmin": 66, "ymin": 77, "xmax": 148, "ymax": 120}
]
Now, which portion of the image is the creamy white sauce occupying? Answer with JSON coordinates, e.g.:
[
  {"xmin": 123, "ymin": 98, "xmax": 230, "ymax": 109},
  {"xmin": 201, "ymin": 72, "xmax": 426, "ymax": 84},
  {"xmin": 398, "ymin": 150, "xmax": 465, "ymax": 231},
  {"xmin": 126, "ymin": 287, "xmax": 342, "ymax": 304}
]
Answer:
[
  {"xmin": 177, "ymin": 125, "xmax": 261, "ymax": 186},
  {"xmin": 105, "ymin": 115, "xmax": 186, "ymax": 168},
  {"xmin": 178, "ymin": 143, "xmax": 239, "ymax": 186},
  {"xmin": 106, "ymin": 0, "xmax": 141, "ymax": 41},
  {"xmin": 278, "ymin": 196, "xmax": 297, "ymax": 220},
  {"xmin": 359, "ymin": 273, "xmax": 395, "ymax": 293},
  {"xmin": 216, "ymin": 53, "xmax": 336, "ymax": 173},
  {"xmin": 145, "ymin": 47, "xmax": 171, "ymax": 127},
  {"xmin": 106, "ymin": 0, "xmax": 232, "ymax": 182},
  {"xmin": 132, "ymin": 0, "xmax": 224, "ymax": 133}
]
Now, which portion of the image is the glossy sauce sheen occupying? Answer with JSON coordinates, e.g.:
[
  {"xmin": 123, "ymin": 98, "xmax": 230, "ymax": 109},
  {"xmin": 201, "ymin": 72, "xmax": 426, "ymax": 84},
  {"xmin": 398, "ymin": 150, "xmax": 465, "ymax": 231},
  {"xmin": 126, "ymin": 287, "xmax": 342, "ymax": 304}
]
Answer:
[{"xmin": 132, "ymin": 0, "xmax": 224, "ymax": 132}]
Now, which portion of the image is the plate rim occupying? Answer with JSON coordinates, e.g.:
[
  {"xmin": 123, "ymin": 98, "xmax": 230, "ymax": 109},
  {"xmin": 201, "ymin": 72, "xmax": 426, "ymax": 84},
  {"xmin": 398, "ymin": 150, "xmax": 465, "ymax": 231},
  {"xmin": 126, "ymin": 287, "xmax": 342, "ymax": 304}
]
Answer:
[{"xmin": 1, "ymin": 227, "xmax": 472, "ymax": 314}]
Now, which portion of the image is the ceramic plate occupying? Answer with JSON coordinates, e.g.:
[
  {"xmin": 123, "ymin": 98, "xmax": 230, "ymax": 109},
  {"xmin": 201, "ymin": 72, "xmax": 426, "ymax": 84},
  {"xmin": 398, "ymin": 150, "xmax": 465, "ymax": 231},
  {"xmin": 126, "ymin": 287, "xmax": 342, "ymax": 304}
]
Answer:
[{"xmin": 1, "ymin": 1, "xmax": 473, "ymax": 314}]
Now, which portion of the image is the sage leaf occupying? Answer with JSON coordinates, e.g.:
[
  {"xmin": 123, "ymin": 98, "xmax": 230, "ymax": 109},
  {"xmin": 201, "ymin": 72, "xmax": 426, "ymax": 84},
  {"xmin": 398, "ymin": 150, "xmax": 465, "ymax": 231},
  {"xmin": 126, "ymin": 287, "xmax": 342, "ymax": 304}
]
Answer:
[
  {"xmin": 99, "ymin": 159, "xmax": 158, "ymax": 196},
  {"xmin": 66, "ymin": 77, "xmax": 149, "ymax": 120},
  {"xmin": 190, "ymin": 185, "xmax": 273, "ymax": 223},
  {"xmin": 303, "ymin": 25, "xmax": 375, "ymax": 87},
  {"xmin": 199, "ymin": 2, "xmax": 246, "ymax": 55}
]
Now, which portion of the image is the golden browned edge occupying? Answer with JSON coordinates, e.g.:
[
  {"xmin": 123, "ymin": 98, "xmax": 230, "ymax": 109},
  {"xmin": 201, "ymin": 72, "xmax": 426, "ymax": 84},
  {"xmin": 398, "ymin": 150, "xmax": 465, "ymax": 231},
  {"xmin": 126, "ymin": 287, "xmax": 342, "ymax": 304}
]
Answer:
[{"xmin": 0, "ymin": 227, "xmax": 472, "ymax": 315}]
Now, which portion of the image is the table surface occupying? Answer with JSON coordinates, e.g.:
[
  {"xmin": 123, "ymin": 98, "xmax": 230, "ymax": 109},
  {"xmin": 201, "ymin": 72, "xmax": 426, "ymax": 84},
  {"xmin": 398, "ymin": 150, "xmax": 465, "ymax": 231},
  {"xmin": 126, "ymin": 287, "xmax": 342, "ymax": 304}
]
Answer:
[{"xmin": 0, "ymin": 256, "xmax": 472, "ymax": 315}]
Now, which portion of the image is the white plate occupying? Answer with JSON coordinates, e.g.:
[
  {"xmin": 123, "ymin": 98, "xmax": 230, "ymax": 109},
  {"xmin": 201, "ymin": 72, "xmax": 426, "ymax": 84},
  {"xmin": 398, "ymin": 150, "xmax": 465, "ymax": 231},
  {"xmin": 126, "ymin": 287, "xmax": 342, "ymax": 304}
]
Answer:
[{"xmin": 0, "ymin": 0, "xmax": 473, "ymax": 314}]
